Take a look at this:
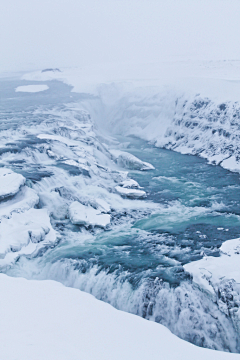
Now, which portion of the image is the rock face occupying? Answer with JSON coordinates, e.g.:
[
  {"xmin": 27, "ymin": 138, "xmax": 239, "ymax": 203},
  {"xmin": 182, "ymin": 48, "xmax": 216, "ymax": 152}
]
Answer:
[
  {"xmin": 69, "ymin": 201, "xmax": 111, "ymax": 228},
  {"xmin": 184, "ymin": 238, "xmax": 240, "ymax": 335}
]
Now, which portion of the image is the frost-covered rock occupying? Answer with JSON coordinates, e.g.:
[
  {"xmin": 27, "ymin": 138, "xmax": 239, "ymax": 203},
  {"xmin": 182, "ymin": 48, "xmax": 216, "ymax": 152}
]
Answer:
[
  {"xmin": 115, "ymin": 178, "xmax": 146, "ymax": 198},
  {"xmin": 110, "ymin": 149, "xmax": 155, "ymax": 171},
  {"xmin": 120, "ymin": 179, "xmax": 140, "ymax": 188},
  {"xmin": 0, "ymin": 168, "xmax": 25, "ymax": 199},
  {"xmin": 115, "ymin": 186, "xmax": 146, "ymax": 198},
  {"xmin": 69, "ymin": 201, "xmax": 111, "ymax": 228},
  {"xmin": 0, "ymin": 186, "xmax": 39, "ymax": 220},
  {"xmin": 184, "ymin": 238, "xmax": 240, "ymax": 333},
  {"xmin": 0, "ymin": 208, "xmax": 57, "ymax": 260}
]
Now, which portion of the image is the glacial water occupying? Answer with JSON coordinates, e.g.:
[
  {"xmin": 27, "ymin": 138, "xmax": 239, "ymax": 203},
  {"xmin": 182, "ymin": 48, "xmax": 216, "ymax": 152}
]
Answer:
[{"xmin": 1, "ymin": 77, "xmax": 240, "ymax": 352}]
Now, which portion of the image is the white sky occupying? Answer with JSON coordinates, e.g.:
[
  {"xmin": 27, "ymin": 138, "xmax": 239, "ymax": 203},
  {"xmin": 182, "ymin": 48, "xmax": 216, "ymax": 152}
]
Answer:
[{"xmin": 1, "ymin": 0, "xmax": 240, "ymax": 72}]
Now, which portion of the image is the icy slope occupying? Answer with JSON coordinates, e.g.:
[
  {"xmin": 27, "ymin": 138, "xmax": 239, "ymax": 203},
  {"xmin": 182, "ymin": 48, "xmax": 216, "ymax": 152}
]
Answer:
[{"xmin": 1, "ymin": 274, "xmax": 239, "ymax": 360}]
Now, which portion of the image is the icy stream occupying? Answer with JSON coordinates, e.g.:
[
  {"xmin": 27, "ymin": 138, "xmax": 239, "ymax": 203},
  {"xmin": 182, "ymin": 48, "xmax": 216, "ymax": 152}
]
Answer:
[{"xmin": 1, "ymin": 77, "xmax": 240, "ymax": 352}]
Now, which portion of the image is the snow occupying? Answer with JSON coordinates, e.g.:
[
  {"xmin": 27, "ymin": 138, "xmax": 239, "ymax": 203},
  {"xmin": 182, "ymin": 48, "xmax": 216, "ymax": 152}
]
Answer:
[
  {"xmin": 22, "ymin": 60, "xmax": 240, "ymax": 174},
  {"xmin": 184, "ymin": 238, "xmax": 240, "ymax": 332},
  {"xmin": 115, "ymin": 186, "xmax": 146, "ymax": 199},
  {"xmin": 110, "ymin": 149, "xmax": 155, "ymax": 171},
  {"xmin": 184, "ymin": 238, "xmax": 240, "ymax": 294},
  {"xmin": 15, "ymin": 84, "xmax": 49, "ymax": 93},
  {"xmin": 0, "ymin": 208, "xmax": 57, "ymax": 259},
  {"xmin": 69, "ymin": 201, "xmax": 111, "ymax": 228},
  {"xmin": 0, "ymin": 273, "xmax": 239, "ymax": 360},
  {"xmin": 0, "ymin": 186, "xmax": 39, "ymax": 220},
  {"xmin": 94, "ymin": 198, "xmax": 111, "ymax": 213},
  {"xmin": 0, "ymin": 168, "xmax": 25, "ymax": 199},
  {"xmin": 120, "ymin": 179, "xmax": 140, "ymax": 188}
]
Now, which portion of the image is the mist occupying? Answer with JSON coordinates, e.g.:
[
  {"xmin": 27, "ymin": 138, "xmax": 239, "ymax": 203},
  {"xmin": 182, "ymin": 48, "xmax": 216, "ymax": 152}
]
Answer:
[{"xmin": 1, "ymin": 0, "xmax": 240, "ymax": 72}]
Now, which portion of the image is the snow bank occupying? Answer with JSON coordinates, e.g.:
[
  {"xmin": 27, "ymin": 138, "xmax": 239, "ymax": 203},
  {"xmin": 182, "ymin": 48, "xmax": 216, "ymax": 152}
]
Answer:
[
  {"xmin": 69, "ymin": 201, "xmax": 111, "ymax": 228},
  {"xmin": 0, "ymin": 168, "xmax": 25, "ymax": 198},
  {"xmin": 15, "ymin": 84, "xmax": 49, "ymax": 93},
  {"xmin": 0, "ymin": 274, "xmax": 238, "ymax": 360}
]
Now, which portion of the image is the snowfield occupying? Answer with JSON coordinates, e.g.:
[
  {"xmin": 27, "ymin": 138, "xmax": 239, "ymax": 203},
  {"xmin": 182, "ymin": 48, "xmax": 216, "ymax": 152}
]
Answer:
[
  {"xmin": 15, "ymin": 84, "xmax": 49, "ymax": 93},
  {"xmin": 0, "ymin": 273, "xmax": 239, "ymax": 360}
]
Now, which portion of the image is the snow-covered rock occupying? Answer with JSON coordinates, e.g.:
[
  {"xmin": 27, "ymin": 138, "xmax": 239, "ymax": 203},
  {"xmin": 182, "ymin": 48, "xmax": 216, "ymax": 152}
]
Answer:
[
  {"xmin": 115, "ymin": 185, "xmax": 146, "ymax": 198},
  {"xmin": 110, "ymin": 149, "xmax": 155, "ymax": 171},
  {"xmin": 0, "ymin": 186, "xmax": 39, "ymax": 220},
  {"xmin": 0, "ymin": 168, "xmax": 25, "ymax": 199},
  {"xmin": 120, "ymin": 179, "xmax": 140, "ymax": 188},
  {"xmin": 184, "ymin": 238, "xmax": 240, "ymax": 333},
  {"xmin": 0, "ymin": 208, "xmax": 57, "ymax": 260},
  {"xmin": 69, "ymin": 201, "xmax": 111, "ymax": 228}
]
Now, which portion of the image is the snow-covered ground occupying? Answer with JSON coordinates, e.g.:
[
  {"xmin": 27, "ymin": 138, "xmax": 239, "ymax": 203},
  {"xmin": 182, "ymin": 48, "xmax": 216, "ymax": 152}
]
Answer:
[
  {"xmin": 15, "ymin": 84, "xmax": 49, "ymax": 93},
  {"xmin": 1, "ymin": 273, "xmax": 239, "ymax": 360}
]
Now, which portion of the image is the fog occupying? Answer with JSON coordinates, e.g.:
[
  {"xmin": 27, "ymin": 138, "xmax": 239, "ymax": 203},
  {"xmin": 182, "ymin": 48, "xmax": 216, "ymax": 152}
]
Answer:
[{"xmin": 1, "ymin": 0, "xmax": 240, "ymax": 73}]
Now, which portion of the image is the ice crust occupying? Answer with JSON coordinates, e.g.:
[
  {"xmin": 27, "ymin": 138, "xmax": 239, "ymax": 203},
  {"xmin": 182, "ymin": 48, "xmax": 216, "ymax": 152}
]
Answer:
[
  {"xmin": 0, "ymin": 208, "xmax": 57, "ymax": 261},
  {"xmin": 0, "ymin": 168, "xmax": 25, "ymax": 198},
  {"xmin": 69, "ymin": 201, "xmax": 111, "ymax": 228},
  {"xmin": 115, "ymin": 185, "xmax": 146, "ymax": 198}
]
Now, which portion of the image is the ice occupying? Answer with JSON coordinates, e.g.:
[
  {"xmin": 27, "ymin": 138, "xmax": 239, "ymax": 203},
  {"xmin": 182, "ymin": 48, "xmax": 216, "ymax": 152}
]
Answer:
[
  {"xmin": 0, "ymin": 168, "xmax": 25, "ymax": 199},
  {"xmin": 0, "ymin": 186, "xmax": 39, "ymax": 220},
  {"xmin": 93, "ymin": 198, "xmax": 111, "ymax": 213},
  {"xmin": 115, "ymin": 185, "xmax": 146, "ymax": 198},
  {"xmin": 120, "ymin": 179, "xmax": 140, "ymax": 188},
  {"xmin": 15, "ymin": 85, "xmax": 49, "ymax": 93},
  {"xmin": 0, "ymin": 208, "xmax": 57, "ymax": 260},
  {"xmin": 69, "ymin": 201, "xmax": 111, "ymax": 228},
  {"xmin": 184, "ymin": 238, "xmax": 240, "ymax": 332},
  {"xmin": 110, "ymin": 149, "xmax": 155, "ymax": 171}
]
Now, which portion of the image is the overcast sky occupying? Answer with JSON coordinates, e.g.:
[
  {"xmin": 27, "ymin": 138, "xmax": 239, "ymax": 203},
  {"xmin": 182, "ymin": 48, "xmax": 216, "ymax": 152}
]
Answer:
[{"xmin": 1, "ymin": 0, "xmax": 240, "ymax": 73}]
